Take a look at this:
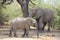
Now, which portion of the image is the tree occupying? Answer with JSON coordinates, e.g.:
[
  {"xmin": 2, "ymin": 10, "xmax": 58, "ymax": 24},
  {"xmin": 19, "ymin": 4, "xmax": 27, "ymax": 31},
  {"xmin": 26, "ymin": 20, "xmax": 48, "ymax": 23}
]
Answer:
[{"xmin": 1, "ymin": 0, "xmax": 35, "ymax": 17}]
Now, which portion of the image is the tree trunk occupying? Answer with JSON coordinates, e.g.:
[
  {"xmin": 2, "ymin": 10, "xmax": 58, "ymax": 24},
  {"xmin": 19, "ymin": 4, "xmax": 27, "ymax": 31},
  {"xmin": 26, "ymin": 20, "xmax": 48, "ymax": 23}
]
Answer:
[{"xmin": 17, "ymin": 0, "xmax": 29, "ymax": 17}]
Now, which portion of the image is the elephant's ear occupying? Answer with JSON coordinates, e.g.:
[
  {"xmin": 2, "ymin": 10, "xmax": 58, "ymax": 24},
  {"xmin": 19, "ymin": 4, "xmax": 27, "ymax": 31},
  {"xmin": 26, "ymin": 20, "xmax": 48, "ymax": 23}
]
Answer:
[
  {"xmin": 29, "ymin": 8, "xmax": 38, "ymax": 18},
  {"xmin": 26, "ymin": 17, "xmax": 32, "ymax": 26}
]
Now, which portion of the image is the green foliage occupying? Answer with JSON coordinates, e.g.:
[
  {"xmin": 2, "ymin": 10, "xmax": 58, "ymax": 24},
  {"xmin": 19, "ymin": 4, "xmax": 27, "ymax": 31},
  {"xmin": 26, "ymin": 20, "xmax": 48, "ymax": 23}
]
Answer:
[
  {"xmin": 0, "ymin": 5, "xmax": 9, "ymax": 25},
  {"xmin": 0, "ymin": 0, "xmax": 23, "ymax": 20},
  {"xmin": 57, "ymin": 25, "xmax": 60, "ymax": 30},
  {"xmin": 30, "ymin": 0, "xmax": 60, "ymax": 30},
  {"xmin": 0, "ymin": 0, "xmax": 60, "ymax": 29}
]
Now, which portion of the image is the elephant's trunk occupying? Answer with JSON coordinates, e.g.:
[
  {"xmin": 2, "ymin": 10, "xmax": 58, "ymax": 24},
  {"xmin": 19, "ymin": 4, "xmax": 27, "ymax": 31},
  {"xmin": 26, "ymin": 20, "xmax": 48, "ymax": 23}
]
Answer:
[{"xmin": 35, "ymin": 21, "xmax": 39, "ymax": 38}]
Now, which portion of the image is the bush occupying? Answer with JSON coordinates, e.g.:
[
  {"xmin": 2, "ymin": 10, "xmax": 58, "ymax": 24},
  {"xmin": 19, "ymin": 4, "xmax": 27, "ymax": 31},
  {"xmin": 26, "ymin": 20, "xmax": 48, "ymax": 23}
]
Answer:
[
  {"xmin": 0, "ymin": 13, "xmax": 9, "ymax": 25},
  {"xmin": 0, "ymin": 5, "xmax": 9, "ymax": 25}
]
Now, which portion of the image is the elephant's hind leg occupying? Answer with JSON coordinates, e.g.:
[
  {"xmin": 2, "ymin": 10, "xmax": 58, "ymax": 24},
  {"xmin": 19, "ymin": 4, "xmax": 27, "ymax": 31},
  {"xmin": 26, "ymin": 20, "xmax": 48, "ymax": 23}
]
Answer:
[
  {"xmin": 47, "ymin": 19, "xmax": 53, "ymax": 32},
  {"xmin": 9, "ymin": 29, "xmax": 12, "ymax": 37},
  {"xmin": 47, "ymin": 23, "xmax": 51, "ymax": 32},
  {"xmin": 42, "ymin": 23, "xmax": 47, "ymax": 31},
  {"xmin": 14, "ymin": 30, "xmax": 17, "ymax": 37}
]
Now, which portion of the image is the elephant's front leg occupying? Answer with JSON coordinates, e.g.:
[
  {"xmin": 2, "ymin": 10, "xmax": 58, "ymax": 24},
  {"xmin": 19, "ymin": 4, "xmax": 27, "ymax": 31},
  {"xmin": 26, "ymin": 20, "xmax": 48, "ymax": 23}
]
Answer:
[
  {"xmin": 22, "ymin": 29, "xmax": 26, "ymax": 37},
  {"xmin": 36, "ymin": 18, "xmax": 40, "ymax": 30},
  {"xmin": 25, "ymin": 27, "xmax": 29, "ymax": 37},
  {"xmin": 39, "ymin": 17, "xmax": 43, "ymax": 32},
  {"xmin": 37, "ymin": 17, "xmax": 43, "ymax": 32}
]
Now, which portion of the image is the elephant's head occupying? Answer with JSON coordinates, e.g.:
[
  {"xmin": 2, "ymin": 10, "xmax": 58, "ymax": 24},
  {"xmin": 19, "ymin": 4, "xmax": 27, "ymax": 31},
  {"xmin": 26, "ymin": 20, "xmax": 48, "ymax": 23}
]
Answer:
[
  {"xmin": 26, "ymin": 17, "xmax": 39, "ymax": 38},
  {"xmin": 29, "ymin": 8, "xmax": 37, "ymax": 18},
  {"xmin": 29, "ymin": 7, "xmax": 44, "ymax": 19},
  {"xmin": 26, "ymin": 17, "xmax": 37, "ymax": 27}
]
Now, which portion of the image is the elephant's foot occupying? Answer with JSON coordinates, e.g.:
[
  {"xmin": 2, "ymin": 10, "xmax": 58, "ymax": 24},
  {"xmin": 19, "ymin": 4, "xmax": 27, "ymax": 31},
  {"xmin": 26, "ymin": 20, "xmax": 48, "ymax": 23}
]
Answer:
[
  {"xmin": 38, "ymin": 28, "xmax": 43, "ymax": 32},
  {"xmin": 22, "ymin": 34, "xmax": 25, "ymax": 37},
  {"xmin": 9, "ymin": 32, "xmax": 12, "ymax": 37},
  {"xmin": 26, "ymin": 34, "xmax": 29, "ymax": 37},
  {"xmin": 14, "ymin": 34, "xmax": 17, "ymax": 37},
  {"xmin": 9, "ymin": 34, "xmax": 12, "ymax": 37},
  {"xmin": 38, "ymin": 30, "xmax": 43, "ymax": 33},
  {"xmin": 38, "ymin": 28, "xmax": 42, "ymax": 30},
  {"xmin": 22, "ymin": 34, "xmax": 29, "ymax": 38},
  {"xmin": 42, "ymin": 28, "xmax": 44, "ymax": 31}
]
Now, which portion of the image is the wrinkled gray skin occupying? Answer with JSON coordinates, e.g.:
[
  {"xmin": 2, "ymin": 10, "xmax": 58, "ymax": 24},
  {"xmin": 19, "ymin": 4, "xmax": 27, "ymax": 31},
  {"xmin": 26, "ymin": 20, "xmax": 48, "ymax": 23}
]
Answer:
[
  {"xmin": 1, "ymin": 0, "xmax": 35, "ymax": 18},
  {"xmin": 29, "ymin": 7, "xmax": 54, "ymax": 31},
  {"xmin": 9, "ymin": 17, "xmax": 39, "ymax": 37}
]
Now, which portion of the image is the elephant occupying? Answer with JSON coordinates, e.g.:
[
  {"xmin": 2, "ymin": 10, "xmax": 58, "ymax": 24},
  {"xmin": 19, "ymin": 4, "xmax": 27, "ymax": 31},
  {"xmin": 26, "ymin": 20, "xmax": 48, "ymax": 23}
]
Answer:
[
  {"xmin": 1, "ymin": 0, "xmax": 35, "ymax": 18},
  {"xmin": 29, "ymin": 7, "xmax": 54, "ymax": 31},
  {"xmin": 9, "ymin": 17, "xmax": 39, "ymax": 37}
]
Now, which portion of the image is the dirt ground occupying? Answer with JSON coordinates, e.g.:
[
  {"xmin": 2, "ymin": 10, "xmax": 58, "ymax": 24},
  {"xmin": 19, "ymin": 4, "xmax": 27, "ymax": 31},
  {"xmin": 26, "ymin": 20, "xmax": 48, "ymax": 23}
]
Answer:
[{"xmin": 0, "ymin": 26, "xmax": 60, "ymax": 40}]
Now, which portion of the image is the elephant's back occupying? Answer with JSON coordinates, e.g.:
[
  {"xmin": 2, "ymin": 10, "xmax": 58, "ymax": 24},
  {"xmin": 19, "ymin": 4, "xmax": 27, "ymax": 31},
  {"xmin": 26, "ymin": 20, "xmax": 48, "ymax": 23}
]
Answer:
[
  {"xmin": 11, "ymin": 17, "xmax": 27, "ymax": 23},
  {"xmin": 44, "ymin": 8, "xmax": 54, "ymax": 19},
  {"xmin": 43, "ymin": 8, "xmax": 54, "ymax": 22},
  {"xmin": 44, "ymin": 8, "xmax": 54, "ymax": 16},
  {"xmin": 10, "ymin": 17, "xmax": 27, "ymax": 29}
]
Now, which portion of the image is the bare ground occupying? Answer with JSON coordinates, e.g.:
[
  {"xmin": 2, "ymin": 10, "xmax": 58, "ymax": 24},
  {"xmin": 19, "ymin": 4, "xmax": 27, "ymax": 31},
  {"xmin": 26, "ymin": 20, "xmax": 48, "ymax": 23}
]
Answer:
[{"xmin": 0, "ymin": 26, "xmax": 60, "ymax": 40}]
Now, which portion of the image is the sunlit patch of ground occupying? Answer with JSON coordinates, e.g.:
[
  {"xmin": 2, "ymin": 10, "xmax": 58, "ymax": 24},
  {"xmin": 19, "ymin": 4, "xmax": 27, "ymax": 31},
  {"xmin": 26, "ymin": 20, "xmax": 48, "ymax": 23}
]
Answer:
[{"xmin": 0, "ymin": 36, "xmax": 55, "ymax": 40}]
